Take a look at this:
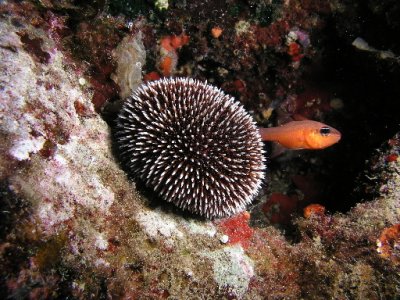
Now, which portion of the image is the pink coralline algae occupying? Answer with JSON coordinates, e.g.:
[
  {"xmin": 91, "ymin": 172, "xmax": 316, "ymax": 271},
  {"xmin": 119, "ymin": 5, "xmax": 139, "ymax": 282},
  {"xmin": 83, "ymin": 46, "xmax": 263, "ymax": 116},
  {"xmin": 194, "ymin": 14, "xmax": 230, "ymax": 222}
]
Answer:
[{"xmin": 0, "ymin": 21, "xmax": 117, "ymax": 234}]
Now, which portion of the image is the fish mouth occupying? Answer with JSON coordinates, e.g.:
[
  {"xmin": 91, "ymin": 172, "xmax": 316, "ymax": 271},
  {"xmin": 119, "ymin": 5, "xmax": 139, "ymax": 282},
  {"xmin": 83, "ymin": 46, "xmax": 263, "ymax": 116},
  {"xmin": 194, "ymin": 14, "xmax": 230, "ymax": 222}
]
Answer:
[{"xmin": 332, "ymin": 130, "xmax": 342, "ymax": 143}]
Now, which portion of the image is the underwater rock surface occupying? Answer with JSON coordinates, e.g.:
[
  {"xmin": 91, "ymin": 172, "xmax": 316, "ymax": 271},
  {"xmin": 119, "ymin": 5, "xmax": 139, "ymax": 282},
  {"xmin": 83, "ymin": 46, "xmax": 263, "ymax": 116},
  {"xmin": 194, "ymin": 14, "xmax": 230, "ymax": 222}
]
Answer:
[{"xmin": 1, "ymin": 0, "xmax": 400, "ymax": 299}]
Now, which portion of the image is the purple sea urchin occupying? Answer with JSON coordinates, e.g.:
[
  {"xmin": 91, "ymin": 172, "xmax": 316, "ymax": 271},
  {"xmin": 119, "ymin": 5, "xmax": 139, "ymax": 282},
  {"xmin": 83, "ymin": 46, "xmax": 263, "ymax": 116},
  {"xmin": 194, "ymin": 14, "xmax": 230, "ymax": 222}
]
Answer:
[{"xmin": 116, "ymin": 77, "xmax": 265, "ymax": 218}]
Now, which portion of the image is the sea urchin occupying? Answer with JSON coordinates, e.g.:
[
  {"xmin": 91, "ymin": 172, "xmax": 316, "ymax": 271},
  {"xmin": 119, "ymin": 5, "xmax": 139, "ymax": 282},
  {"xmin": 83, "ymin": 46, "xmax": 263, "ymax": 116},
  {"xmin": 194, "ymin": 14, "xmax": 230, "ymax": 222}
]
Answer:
[{"xmin": 115, "ymin": 77, "xmax": 265, "ymax": 218}]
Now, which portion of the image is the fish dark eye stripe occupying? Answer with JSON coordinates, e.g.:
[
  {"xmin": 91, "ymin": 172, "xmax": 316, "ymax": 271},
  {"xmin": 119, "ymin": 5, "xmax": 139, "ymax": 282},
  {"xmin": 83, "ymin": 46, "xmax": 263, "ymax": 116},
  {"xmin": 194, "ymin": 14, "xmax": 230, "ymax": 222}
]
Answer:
[{"xmin": 320, "ymin": 127, "xmax": 331, "ymax": 136}]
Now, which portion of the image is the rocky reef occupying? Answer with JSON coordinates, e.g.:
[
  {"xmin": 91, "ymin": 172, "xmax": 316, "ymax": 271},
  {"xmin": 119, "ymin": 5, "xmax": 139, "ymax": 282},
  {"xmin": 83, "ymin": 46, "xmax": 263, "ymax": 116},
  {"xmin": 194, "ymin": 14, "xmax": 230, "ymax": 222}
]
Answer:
[{"xmin": 1, "ymin": 0, "xmax": 400, "ymax": 298}]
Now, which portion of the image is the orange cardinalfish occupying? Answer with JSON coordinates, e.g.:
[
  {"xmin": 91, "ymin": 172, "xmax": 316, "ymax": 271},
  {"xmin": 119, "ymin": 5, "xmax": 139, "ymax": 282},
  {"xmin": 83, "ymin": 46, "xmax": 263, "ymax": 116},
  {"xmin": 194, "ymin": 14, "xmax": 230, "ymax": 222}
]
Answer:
[{"xmin": 259, "ymin": 120, "xmax": 341, "ymax": 150}]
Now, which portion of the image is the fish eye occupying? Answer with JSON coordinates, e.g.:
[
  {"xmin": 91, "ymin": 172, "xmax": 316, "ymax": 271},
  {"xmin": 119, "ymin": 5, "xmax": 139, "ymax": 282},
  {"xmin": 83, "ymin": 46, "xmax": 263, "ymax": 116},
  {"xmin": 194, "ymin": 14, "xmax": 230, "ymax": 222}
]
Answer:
[{"xmin": 319, "ymin": 126, "xmax": 331, "ymax": 136}]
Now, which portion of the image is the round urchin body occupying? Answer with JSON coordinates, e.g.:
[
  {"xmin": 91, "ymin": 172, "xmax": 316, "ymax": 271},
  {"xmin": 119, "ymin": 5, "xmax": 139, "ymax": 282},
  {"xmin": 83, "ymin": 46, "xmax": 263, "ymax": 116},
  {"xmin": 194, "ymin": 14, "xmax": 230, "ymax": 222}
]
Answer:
[{"xmin": 116, "ymin": 77, "xmax": 265, "ymax": 218}]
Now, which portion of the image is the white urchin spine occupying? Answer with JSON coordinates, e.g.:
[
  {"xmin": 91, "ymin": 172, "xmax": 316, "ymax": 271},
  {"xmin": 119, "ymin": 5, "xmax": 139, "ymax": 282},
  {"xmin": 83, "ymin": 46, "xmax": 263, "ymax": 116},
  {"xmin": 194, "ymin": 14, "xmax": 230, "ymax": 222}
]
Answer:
[{"xmin": 116, "ymin": 77, "xmax": 265, "ymax": 218}]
